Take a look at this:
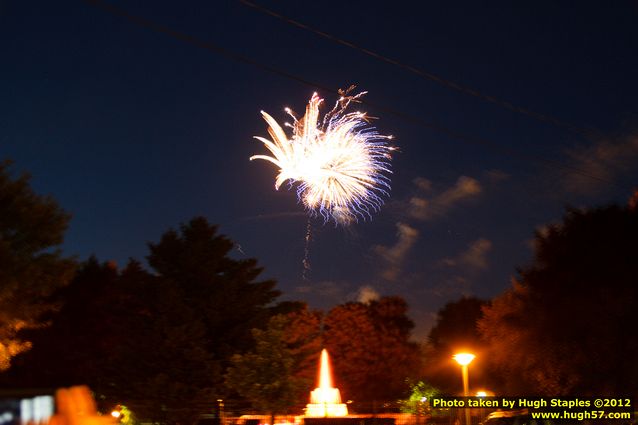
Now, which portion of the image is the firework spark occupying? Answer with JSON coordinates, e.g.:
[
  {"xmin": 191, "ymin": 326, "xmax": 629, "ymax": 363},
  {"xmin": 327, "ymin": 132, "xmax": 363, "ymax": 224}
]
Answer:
[{"xmin": 250, "ymin": 89, "xmax": 395, "ymax": 225}]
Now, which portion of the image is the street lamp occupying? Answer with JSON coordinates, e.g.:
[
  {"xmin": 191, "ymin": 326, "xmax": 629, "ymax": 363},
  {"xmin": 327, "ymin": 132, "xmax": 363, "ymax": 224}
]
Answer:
[
  {"xmin": 217, "ymin": 399, "xmax": 224, "ymax": 425},
  {"xmin": 453, "ymin": 353, "xmax": 475, "ymax": 425}
]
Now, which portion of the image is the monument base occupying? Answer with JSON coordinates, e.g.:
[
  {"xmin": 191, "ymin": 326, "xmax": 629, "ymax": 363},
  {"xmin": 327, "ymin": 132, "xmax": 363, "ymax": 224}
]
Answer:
[{"xmin": 305, "ymin": 403, "xmax": 348, "ymax": 418}]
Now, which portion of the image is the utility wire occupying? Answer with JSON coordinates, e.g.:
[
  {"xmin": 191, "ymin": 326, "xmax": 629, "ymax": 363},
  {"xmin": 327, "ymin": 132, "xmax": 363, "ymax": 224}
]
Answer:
[
  {"xmin": 239, "ymin": 0, "xmax": 603, "ymax": 141},
  {"xmin": 81, "ymin": 0, "xmax": 625, "ymax": 190},
  {"xmin": 81, "ymin": 0, "xmax": 334, "ymax": 95}
]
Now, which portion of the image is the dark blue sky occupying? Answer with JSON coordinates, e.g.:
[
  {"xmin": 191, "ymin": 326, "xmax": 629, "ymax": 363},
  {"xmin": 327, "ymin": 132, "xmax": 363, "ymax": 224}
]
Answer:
[{"xmin": 2, "ymin": 0, "xmax": 637, "ymax": 339}]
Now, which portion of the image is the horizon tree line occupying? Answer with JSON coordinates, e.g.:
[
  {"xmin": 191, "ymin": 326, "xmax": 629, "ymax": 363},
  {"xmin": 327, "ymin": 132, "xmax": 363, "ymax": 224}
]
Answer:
[{"xmin": 1, "ymin": 160, "xmax": 637, "ymax": 422}]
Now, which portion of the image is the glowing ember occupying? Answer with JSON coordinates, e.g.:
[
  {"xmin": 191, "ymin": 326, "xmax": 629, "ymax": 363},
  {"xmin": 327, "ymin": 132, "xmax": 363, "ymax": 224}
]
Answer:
[{"xmin": 305, "ymin": 349, "xmax": 348, "ymax": 417}]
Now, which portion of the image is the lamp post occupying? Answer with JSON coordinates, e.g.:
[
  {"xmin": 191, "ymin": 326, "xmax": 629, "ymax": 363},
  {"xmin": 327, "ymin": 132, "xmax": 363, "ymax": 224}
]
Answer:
[
  {"xmin": 217, "ymin": 399, "xmax": 224, "ymax": 425},
  {"xmin": 453, "ymin": 353, "xmax": 475, "ymax": 425}
]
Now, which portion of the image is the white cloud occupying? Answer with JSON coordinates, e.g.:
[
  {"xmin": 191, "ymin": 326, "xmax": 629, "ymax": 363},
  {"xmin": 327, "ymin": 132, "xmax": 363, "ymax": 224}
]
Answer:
[
  {"xmin": 410, "ymin": 176, "xmax": 482, "ymax": 221},
  {"xmin": 563, "ymin": 135, "xmax": 638, "ymax": 194},
  {"xmin": 357, "ymin": 285, "xmax": 381, "ymax": 303},
  {"xmin": 413, "ymin": 177, "xmax": 433, "ymax": 192},
  {"xmin": 374, "ymin": 222, "xmax": 419, "ymax": 281},
  {"xmin": 441, "ymin": 238, "xmax": 493, "ymax": 271}
]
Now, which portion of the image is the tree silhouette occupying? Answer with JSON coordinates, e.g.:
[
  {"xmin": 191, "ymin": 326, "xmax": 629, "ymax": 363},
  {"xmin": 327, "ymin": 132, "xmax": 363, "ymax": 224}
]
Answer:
[
  {"xmin": 3, "ymin": 217, "xmax": 287, "ymax": 424},
  {"xmin": 226, "ymin": 308, "xmax": 322, "ymax": 422},
  {"xmin": 479, "ymin": 201, "xmax": 638, "ymax": 398},
  {"xmin": 147, "ymin": 217, "xmax": 281, "ymax": 365},
  {"xmin": 0, "ymin": 161, "xmax": 75, "ymax": 369},
  {"xmin": 422, "ymin": 296, "xmax": 489, "ymax": 395}
]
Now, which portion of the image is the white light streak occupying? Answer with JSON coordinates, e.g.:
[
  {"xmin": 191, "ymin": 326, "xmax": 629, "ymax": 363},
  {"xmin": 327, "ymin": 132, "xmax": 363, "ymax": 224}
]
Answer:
[{"xmin": 250, "ymin": 89, "xmax": 394, "ymax": 225}]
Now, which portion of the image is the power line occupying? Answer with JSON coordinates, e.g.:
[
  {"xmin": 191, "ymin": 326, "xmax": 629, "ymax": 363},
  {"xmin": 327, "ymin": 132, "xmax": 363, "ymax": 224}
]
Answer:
[
  {"xmin": 239, "ymin": 0, "xmax": 603, "ymax": 141},
  {"xmin": 80, "ymin": 0, "xmax": 334, "ymax": 95},
  {"xmin": 80, "ymin": 0, "xmax": 625, "ymax": 190}
]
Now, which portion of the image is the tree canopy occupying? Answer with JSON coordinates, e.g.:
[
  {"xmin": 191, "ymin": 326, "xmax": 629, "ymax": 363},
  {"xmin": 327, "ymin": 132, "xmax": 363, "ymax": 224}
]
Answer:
[
  {"xmin": 479, "ymin": 202, "xmax": 638, "ymax": 398},
  {"xmin": 147, "ymin": 217, "xmax": 281, "ymax": 363},
  {"xmin": 2, "ymin": 217, "xmax": 285, "ymax": 424},
  {"xmin": 0, "ymin": 161, "xmax": 75, "ymax": 369},
  {"xmin": 324, "ymin": 296, "xmax": 422, "ymax": 405},
  {"xmin": 3, "ymin": 257, "xmax": 120, "ymax": 387},
  {"xmin": 398, "ymin": 380, "xmax": 440, "ymax": 414},
  {"xmin": 422, "ymin": 296, "xmax": 489, "ymax": 395},
  {"xmin": 225, "ymin": 308, "xmax": 322, "ymax": 421},
  {"xmin": 226, "ymin": 296, "xmax": 423, "ymax": 412}
]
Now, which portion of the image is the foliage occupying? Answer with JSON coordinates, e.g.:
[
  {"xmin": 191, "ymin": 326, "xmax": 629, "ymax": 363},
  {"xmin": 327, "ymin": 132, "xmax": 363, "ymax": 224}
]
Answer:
[
  {"xmin": 427, "ymin": 296, "xmax": 486, "ymax": 351},
  {"xmin": 422, "ymin": 296, "xmax": 490, "ymax": 395},
  {"xmin": 398, "ymin": 380, "xmax": 440, "ymax": 414},
  {"xmin": 116, "ymin": 405, "xmax": 139, "ymax": 425},
  {"xmin": 479, "ymin": 203, "xmax": 638, "ymax": 397},
  {"xmin": 147, "ymin": 217, "xmax": 281, "ymax": 363},
  {"xmin": 2, "ymin": 257, "xmax": 119, "ymax": 386},
  {"xmin": 108, "ymin": 262, "xmax": 219, "ymax": 424},
  {"xmin": 225, "ymin": 309, "xmax": 322, "ymax": 419},
  {"xmin": 0, "ymin": 160, "xmax": 75, "ymax": 369},
  {"xmin": 2, "ymin": 217, "xmax": 285, "ymax": 424},
  {"xmin": 277, "ymin": 306, "xmax": 324, "ymax": 407},
  {"xmin": 324, "ymin": 296, "xmax": 422, "ymax": 404}
]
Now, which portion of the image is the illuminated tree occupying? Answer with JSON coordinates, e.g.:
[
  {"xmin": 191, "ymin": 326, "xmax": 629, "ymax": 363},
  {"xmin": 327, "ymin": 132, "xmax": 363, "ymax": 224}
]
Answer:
[
  {"xmin": 398, "ymin": 381, "xmax": 440, "ymax": 414},
  {"xmin": 324, "ymin": 296, "xmax": 422, "ymax": 405},
  {"xmin": 479, "ymin": 202, "xmax": 638, "ymax": 397},
  {"xmin": 0, "ymin": 161, "xmax": 75, "ymax": 369},
  {"xmin": 278, "ymin": 306, "xmax": 324, "ymax": 403}
]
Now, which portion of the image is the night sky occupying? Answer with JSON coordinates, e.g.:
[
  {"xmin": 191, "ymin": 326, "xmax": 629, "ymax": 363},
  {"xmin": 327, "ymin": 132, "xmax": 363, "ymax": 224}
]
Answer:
[{"xmin": 2, "ymin": 1, "xmax": 637, "ymax": 339}]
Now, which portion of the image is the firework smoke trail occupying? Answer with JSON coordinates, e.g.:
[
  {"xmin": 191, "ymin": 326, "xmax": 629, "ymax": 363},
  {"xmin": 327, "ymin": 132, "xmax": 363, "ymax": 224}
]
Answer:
[
  {"xmin": 250, "ymin": 88, "xmax": 395, "ymax": 226},
  {"xmin": 302, "ymin": 219, "xmax": 312, "ymax": 280}
]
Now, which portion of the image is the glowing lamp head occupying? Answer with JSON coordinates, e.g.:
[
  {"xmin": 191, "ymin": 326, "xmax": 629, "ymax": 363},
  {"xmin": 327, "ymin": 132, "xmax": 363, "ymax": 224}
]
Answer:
[
  {"xmin": 111, "ymin": 411, "xmax": 121, "ymax": 419},
  {"xmin": 453, "ymin": 353, "xmax": 475, "ymax": 366}
]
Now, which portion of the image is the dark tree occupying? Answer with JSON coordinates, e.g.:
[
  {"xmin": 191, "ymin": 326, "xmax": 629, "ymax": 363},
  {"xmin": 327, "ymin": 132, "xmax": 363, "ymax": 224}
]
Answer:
[
  {"xmin": 479, "ymin": 201, "xmax": 638, "ymax": 398},
  {"xmin": 109, "ymin": 262, "xmax": 218, "ymax": 424},
  {"xmin": 324, "ymin": 296, "xmax": 422, "ymax": 405},
  {"xmin": 428, "ymin": 296, "xmax": 486, "ymax": 351},
  {"xmin": 0, "ymin": 161, "xmax": 75, "ymax": 369},
  {"xmin": 2, "ymin": 258, "xmax": 128, "ymax": 387},
  {"xmin": 225, "ymin": 308, "xmax": 322, "ymax": 423},
  {"xmin": 422, "ymin": 296, "xmax": 491, "ymax": 395},
  {"xmin": 3, "ymin": 217, "xmax": 286, "ymax": 424},
  {"xmin": 147, "ymin": 217, "xmax": 279, "ymax": 349},
  {"xmin": 4, "ymin": 257, "xmax": 217, "ymax": 424},
  {"xmin": 146, "ymin": 217, "xmax": 281, "ymax": 379}
]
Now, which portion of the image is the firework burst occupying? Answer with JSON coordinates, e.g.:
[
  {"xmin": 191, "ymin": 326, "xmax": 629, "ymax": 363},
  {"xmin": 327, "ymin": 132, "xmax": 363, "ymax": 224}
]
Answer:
[{"xmin": 250, "ymin": 88, "xmax": 395, "ymax": 225}]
